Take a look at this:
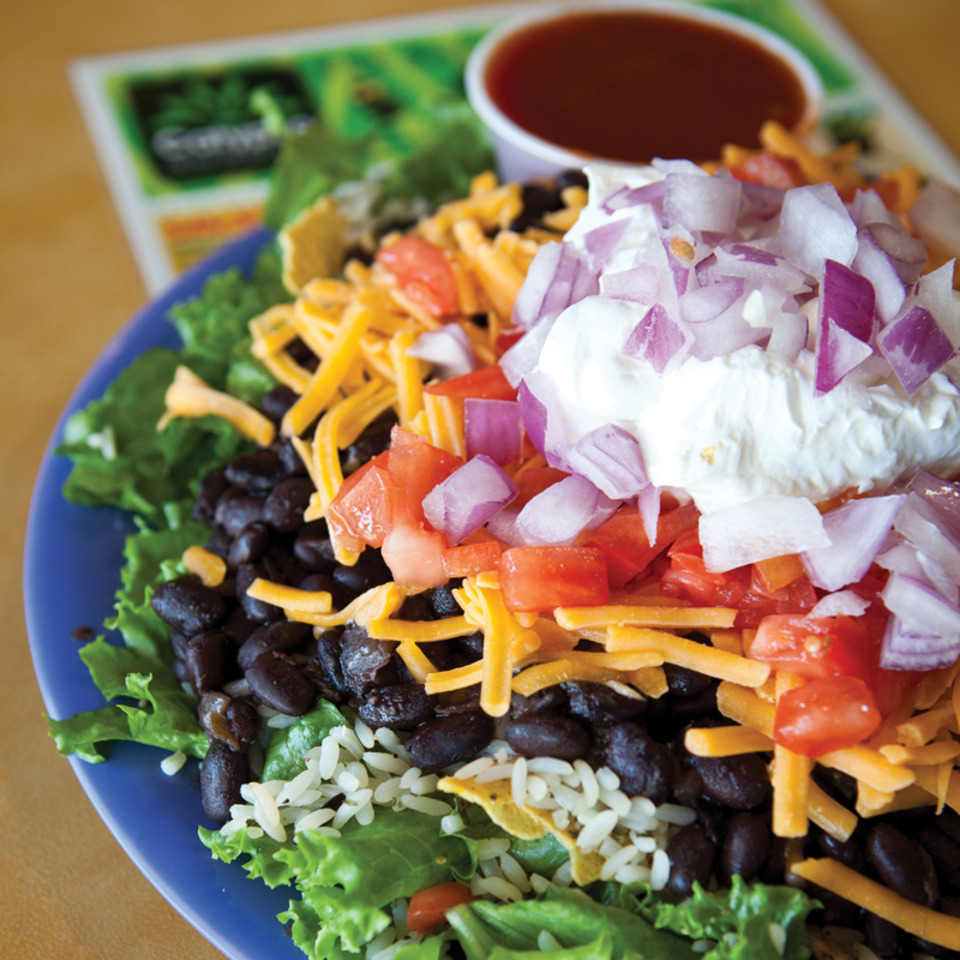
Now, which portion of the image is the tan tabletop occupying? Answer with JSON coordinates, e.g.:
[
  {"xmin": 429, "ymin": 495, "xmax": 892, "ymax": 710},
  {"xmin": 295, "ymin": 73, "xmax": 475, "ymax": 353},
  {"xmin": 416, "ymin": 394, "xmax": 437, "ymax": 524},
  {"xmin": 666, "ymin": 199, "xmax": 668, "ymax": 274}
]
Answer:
[{"xmin": 4, "ymin": 1, "xmax": 960, "ymax": 957}]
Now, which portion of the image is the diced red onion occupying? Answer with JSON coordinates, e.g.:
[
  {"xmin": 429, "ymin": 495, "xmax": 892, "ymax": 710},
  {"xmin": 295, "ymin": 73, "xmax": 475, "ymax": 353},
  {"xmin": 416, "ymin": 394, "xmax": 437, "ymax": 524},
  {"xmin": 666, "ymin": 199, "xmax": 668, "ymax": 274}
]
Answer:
[
  {"xmin": 464, "ymin": 398, "xmax": 523, "ymax": 464},
  {"xmin": 893, "ymin": 493, "xmax": 960, "ymax": 586},
  {"xmin": 516, "ymin": 474, "xmax": 620, "ymax": 545},
  {"xmin": 779, "ymin": 182, "xmax": 858, "ymax": 278},
  {"xmin": 621, "ymin": 302, "xmax": 692, "ymax": 375},
  {"xmin": 764, "ymin": 308, "xmax": 808, "ymax": 363},
  {"xmin": 700, "ymin": 495, "xmax": 830, "ymax": 573},
  {"xmin": 877, "ymin": 304, "xmax": 956, "ymax": 394},
  {"xmin": 600, "ymin": 265, "xmax": 661, "ymax": 304},
  {"xmin": 565, "ymin": 422, "xmax": 650, "ymax": 500},
  {"xmin": 904, "ymin": 469, "xmax": 960, "ymax": 538},
  {"xmin": 509, "ymin": 241, "xmax": 598, "ymax": 334},
  {"xmin": 809, "ymin": 589, "xmax": 870, "ymax": 618},
  {"xmin": 815, "ymin": 316, "xmax": 875, "ymax": 394},
  {"xmin": 406, "ymin": 324, "xmax": 476, "ymax": 380},
  {"xmin": 421, "ymin": 454, "xmax": 518, "ymax": 545},
  {"xmin": 500, "ymin": 317, "xmax": 555, "ymax": 386},
  {"xmin": 801, "ymin": 494, "xmax": 906, "ymax": 590},
  {"xmin": 680, "ymin": 277, "xmax": 744, "ymax": 324},
  {"xmin": 875, "ymin": 540, "xmax": 928, "ymax": 581},
  {"xmin": 820, "ymin": 258, "xmax": 875, "ymax": 343},
  {"xmin": 910, "ymin": 178, "xmax": 960, "ymax": 257},
  {"xmin": 852, "ymin": 227, "xmax": 907, "ymax": 323},
  {"xmin": 600, "ymin": 180, "xmax": 665, "ymax": 214},
  {"xmin": 738, "ymin": 181, "xmax": 786, "ymax": 225},
  {"xmin": 485, "ymin": 505, "xmax": 526, "ymax": 547},
  {"xmin": 637, "ymin": 483, "xmax": 661, "ymax": 546},
  {"xmin": 584, "ymin": 218, "xmax": 631, "ymax": 265},
  {"xmin": 864, "ymin": 220, "xmax": 927, "ymax": 285},
  {"xmin": 652, "ymin": 158, "xmax": 706, "ymax": 176},
  {"xmin": 879, "ymin": 572, "xmax": 960, "ymax": 670},
  {"xmin": 663, "ymin": 172, "xmax": 742, "ymax": 236},
  {"xmin": 511, "ymin": 241, "xmax": 564, "ymax": 330},
  {"xmin": 847, "ymin": 187, "xmax": 901, "ymax": 229},
  {"xmin": 916, "ymin": 260, "xmax": 960, "ymax": 346}
]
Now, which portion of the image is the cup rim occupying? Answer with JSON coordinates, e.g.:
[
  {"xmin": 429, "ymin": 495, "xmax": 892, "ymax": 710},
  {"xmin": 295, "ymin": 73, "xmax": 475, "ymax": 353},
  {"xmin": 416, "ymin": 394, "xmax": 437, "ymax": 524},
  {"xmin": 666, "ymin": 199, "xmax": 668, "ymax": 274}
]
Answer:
[{"xmin": 465, "ymin": 0, "xmax": 825, "ymax": 170}]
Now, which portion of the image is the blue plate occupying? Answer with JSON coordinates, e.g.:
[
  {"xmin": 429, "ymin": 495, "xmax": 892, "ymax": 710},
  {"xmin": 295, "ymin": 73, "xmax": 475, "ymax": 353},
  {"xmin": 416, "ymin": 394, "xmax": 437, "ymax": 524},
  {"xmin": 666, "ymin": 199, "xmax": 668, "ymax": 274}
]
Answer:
[{"xmin": 24, "ymin": 228, "xmax": 306, "ymax": 960}]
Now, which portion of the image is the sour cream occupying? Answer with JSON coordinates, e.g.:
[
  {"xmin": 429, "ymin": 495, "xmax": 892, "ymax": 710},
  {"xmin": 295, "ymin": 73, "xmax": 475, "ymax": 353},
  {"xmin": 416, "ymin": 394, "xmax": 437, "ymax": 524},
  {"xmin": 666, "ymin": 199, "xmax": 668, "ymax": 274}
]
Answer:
[{"xmin": 532, "ymin": 164, "xmax": 960, "ymax": 513}]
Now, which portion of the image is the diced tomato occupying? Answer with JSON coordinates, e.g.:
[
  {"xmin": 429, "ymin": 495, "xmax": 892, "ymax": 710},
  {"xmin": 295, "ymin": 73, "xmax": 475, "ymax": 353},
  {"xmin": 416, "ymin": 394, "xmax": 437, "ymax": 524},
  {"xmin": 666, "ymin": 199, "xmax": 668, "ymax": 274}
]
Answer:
[
  {"xmin": 661, "ymin": 551, "xmax": 818, "ymax": 629},
  {"xmin": 441, "ymin": 540, "xmax": 503, "ymax": 577},
  {"xmin": 375, "ymin": 235, "xmax": 457, "ymax": 317},
  {"xmin": 386, "ymin": 427, "xmax": 463, "ymax": 527},
  {"xmin": 423, "ymin": 364, "xmax": 518, "ymax": 401},
  {"xmin": 495, "ymin": 327, "xmax": 526, "ymax": 352},
  {"xmin": 746, "ymin": 614, "xmax": 878, "ymax": 685},
  {"xmin": 837, "ymin": 180, "xmax": 900, "ymax": 209},
  {"xmin": 728, "ymin": 151, "xmax": 806, "ymax": 190},
  {"xmin": 406, "ymin": 882, "xmax": 476, "ymax": 934},
  {"xmin": 325, "ymin": 452, "xmax": 393, "ymax": 553},
  {"xmin": 774, "ymin": 675, "xmax": 881, "ymax": 756},
  {"xmin": 381, "ymin": 524, "xmax": 449, "ymax": 590},
  {"xmin": 514, "ymin": 466, "xmax": 569, "ymax": 508},
  {"xmin": 581, "ymin": 500, "xmax": 699, "ymax": 589},
  {"xmin": 499, "ymin": 546, "xmax": 609, "ymax": 611}
]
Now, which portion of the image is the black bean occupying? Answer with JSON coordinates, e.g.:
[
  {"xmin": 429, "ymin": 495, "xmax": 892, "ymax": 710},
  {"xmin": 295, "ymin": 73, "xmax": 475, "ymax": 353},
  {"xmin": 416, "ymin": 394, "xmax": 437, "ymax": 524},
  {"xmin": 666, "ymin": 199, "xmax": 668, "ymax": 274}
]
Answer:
[
  {"xmin": 192, "ymin": 467, "xmax": 229, "ymax": 525},
  {"xmin": 664, "ymin": 663, "xmax": 713, "ymax": 698},
  {"xmin": 332, "ymin": 560, "xmax": 392, "ymax": 596},
  {"xmin": 236, "ymin": 563, "xmax": 284, "ymax": 624},
  {"xmin": 260, "ymin": 385, "xmax": 298, "ymax": 422},
  {"xmin": 226, "ymin": 698, "xmax": 260, "ymax": 750},
  {"xmin": 510, "ymin": 686, "xmax": 567, "ymax": 718},
  {"xmin": 672, "ymin": 766, "xmax": 704, "ymax": 807},
  {"xmin": 667, "ymin": 823, "xmax": 716, "ymax": 897},
  {"xmin": 456, "ymin": 631, "xmax": 485, "ymax": 662},
  {"xmin": 227, "ymin": 520, "xmax": 270, "ymax": 569},
  {"xmin": 339, "ymin": 624, "xmax": 398, "ymax": 697},
  {"xmin": 237, "ymin": 620, "xmax": 312, "ymax": 671},
  {"xmin": 688, "ymin": 752, "xmax": 771, "ymax": 810},
  {"xmin": 264, "ymin": 477, "xmax": 314, "ymax": 532},
  {"xmin": 245, "ymin": 652, "xmax": 316, "ymax": 716},
  {"xmin": 220, "ymin": 606, "xmax": 259, "ymax": 645},
  {"xmin": 555, "ymin": 168, "xmax": 589, "ymax": 191},
  {"xmin": 397, "ymin": 593, "xmax": 434, "ymax": 621},
  {"xmin": 198, "ymin": 692, "xmax": 235, "ymax": 747},
  {"xmin": 311, "ymin": 630, "xmax": 349, "ymax": 699},
  {"xmin": 721, "ymin": 812, "xmax": 769, "ymax": 885},
  {"xmin": 184, "ymin": 631, "xmax": 232, "ymax": 694},
  {"xmin": 225, "ymin": 450, "xmax": 286, "ymax": 492},
  {"xmin": 817, "ymin": 831, "xmax": 867, "ymax": 872},
  {"xmin": 340, "ymin": 418, "xmax": 394, "ymax": 475},
  {"xmin": 293, "ymin": 531, "xmax": 337, "ymax": 572},
  {"xmin": 915, "ymin": 821, "xmax": 960, "ymax": 893},
  {"xmin": 406, "ymin": 713, "xmax": 495, "ymax": 773},
  {"xmin": 151, "ymin": 576, "xmax": 226, "ymax": 636},
  {"xmin": 867, "ymin": 823, "xmax": 939, "ymax": 906},
  {"xmin": 356, "ymin": 683, "xmax": 435, "ymax": 730},
  {"xmin": 278, "ymin": 438, "xmax": 308, "ymax": 476},
  {"xmin": 215, "ymin": 490, "xmax": 265, "ymax": 539},
  {"xmin": 864, "ymin": 912, "xmax": 904, "ymax": 959},
  {"xmin": 203, "ymin": 526, "xmax": 232, "ymax": 560},
  {"xmin": 426, "ymin": 583, "xmax": 463, "ymax": 619},
  {"xmin": 200, "ymin": 739, "xmax": 249, "ymax": 824},
  {"xmin": 506, "ymin": 711, "xmax": 589, "ymax": 761},
  {"xmin": 601, "ymin": 722, "xmax": 676, "ymax": 804},
  {"xmin": 564, "ymin": 681, "xmax": 645, "ymax": 725}
]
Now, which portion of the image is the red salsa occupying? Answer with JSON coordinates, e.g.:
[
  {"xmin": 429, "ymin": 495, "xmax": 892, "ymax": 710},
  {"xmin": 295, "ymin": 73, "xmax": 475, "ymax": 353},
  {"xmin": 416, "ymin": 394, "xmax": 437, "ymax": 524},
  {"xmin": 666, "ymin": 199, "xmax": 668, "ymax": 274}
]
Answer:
[{"xmin": 484, "ymin": 11, "xmax": 809, "ymax": 163}]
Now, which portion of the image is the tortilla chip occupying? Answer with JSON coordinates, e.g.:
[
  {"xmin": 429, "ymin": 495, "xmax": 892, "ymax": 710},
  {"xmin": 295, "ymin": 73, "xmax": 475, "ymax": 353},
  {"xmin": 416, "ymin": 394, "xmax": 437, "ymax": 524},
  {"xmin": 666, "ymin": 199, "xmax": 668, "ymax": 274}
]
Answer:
[
  {"xmin": 438, "ymin": 773, "xmax": 605, "ymax": 885},
  {"xmin": 279, "ymin": 195, "xmax": 349, "ymax": 294}
]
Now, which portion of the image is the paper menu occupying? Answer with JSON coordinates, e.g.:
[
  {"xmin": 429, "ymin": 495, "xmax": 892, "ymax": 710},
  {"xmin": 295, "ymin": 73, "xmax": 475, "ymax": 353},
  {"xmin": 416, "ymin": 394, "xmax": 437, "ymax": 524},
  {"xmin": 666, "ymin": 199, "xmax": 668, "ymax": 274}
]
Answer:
[{"xmin": 71, "ymin": 0, "xmax": 960, "ymax": 295}]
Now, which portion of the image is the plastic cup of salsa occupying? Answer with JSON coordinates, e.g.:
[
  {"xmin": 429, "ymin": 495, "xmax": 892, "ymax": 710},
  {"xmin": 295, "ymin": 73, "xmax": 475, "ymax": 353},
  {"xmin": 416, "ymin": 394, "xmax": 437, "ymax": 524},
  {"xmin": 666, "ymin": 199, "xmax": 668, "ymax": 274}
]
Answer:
[{"xmin": 465, "ymin": 0, "xmax": 824, "ymax": 182}]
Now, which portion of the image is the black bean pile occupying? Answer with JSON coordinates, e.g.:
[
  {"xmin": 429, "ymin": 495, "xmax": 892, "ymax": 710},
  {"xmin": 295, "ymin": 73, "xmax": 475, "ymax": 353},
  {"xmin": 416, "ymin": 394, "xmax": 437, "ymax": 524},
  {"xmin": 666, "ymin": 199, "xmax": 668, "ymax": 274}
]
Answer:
[{"xmin": 147, "ymin": 176, "xmax": 960, "ymax": 959}]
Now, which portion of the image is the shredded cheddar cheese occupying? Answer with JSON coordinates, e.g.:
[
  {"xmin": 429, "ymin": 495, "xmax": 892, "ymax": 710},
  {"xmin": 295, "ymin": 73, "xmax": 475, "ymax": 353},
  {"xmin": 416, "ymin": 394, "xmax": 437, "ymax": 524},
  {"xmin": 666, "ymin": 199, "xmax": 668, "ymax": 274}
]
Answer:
[{"xmin": 180, "ymin": 545, "xmax": 226, "ymax": 588}]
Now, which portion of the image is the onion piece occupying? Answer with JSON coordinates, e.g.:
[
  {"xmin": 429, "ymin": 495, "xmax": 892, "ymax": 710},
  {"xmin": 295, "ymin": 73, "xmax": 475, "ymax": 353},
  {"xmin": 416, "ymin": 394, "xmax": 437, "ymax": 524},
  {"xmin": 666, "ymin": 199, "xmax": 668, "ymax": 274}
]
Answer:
[
  {"xmin": 916, "ymin": 259, "xmax": 960, "ymax": 347},
  {"xmin": 801, "ymin": 494, "xmax": 905, "ymax": 591},
  {"xmin": 421, "ymin": 455, "xmax": 518, "ymax": 545},
  {"xmin": 876, "ymin": 303, "xmax": 956, "ymax": 394},
  {"xmin": 879, "ymin": 573, "xmax": 960, "ymax": 670},
  {"xmin": 622, "ymin": 302, "xmax": 692, "ymax": 375},
  {"xmin": 406, "ymin": 324, "xmax": 476, "ymax": 380},
  {"xmin": 905, "ymin": 469, "xmax": 960, "ymax": 537},
  {"xmin": 662, "ymin": 172, "xmax": 742, "ymax": 235},
  {"xmin": 809, "ymin": 590, "xmax": 870, "ymax": 618},
  {"xmin": 910, "ymin": 178, "xmax": 960, "ymax": 257},
  {"xmin": 600, "ymin": 179, "xmax": 665, "ymax": 214},
  {"xmin": 893, "ymin": 493, "xmax": 960, "ymax": 586},
  {"xmin": 464, "ymin": 398, "xmax": 523, "ymax": 465},
  {"xmin": 778, "ymin": 182, "xmax": 858, "ymax": 279},
  {"xmin": 565, "ymin": 422, "xmax": 650, "ymax": 500},
  {"xmin": 700, "ymin": 495, "xmax": 830, "ymax": 573},
  {"xmin": 600, "ymin": 264, "xmax": 660, "ymax": 304},
  {"xmin": 815, "ymin": 317, "xmax": 875, "ymax": 394},
  {"xmin": 852, "ymin": 226, "xmax": 907, "ymax": 324},
  {"xmin": 516, "ymin": 474, "xmax": 620, "ymax": 545}
]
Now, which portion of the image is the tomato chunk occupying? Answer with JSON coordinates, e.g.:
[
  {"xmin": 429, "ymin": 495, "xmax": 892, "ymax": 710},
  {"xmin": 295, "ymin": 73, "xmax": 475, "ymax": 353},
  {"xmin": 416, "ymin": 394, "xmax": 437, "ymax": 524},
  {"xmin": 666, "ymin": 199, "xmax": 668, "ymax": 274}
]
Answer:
[
  {"xmin": 499, "ymin": 546, "xmax": 609, "ymax": 611},
  {"xmin": 774, "ymin": 676, "xmax": 881, "ymax": 756},
  {"xmin": 406, "ymin": 882, "xmax": 476, "ymax": 934},
  {"xmin": 747, "ymin": 614, "xmax": 878, "ymax": 684},
  {"xmin": 325, "ymin": 452, "xmax": 392, "ymax": 553},
  {"xmin": 728, "ymin": 151, "xmax": 806, "ymax": 189},
  {"xmin": 423, "ymin": 364, "xmax": 518, "ymax": 401},
  {"xmin": 376, "ymin": 235, "xmax": 457, "ymax": 317},
  {"xmin": 441, "ymin": 540, "xmax": 503, "ymax": 577}
]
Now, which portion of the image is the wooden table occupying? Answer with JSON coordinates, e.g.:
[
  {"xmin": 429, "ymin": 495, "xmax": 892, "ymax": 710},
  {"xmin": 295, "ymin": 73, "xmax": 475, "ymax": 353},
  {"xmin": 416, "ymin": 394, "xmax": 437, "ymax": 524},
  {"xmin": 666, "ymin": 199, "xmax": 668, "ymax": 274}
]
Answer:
[{"xmin": 3, "ymin": 1, "xmax": 958, "ymax": 957}]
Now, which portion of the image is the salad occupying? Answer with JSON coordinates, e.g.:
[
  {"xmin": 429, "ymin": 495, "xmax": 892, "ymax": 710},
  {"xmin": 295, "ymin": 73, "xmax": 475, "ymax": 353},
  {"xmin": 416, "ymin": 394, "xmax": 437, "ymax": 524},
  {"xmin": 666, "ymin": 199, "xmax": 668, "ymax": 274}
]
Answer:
[{"xmin": 47, "ymin": 113, "xmax": 960, "ymax": 960}]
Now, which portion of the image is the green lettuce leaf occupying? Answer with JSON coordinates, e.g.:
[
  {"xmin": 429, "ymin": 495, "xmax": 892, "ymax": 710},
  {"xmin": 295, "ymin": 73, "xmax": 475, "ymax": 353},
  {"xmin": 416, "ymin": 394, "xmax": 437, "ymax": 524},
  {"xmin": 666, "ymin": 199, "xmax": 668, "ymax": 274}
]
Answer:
[
  {"xmin": 47, "ymin": 636, "xmax": 207, "ymax": 762},
  {"xmin": 261, "ymin": 702, "xmax": 349, "ymax": 782},
  {"xmin": 447, "ymin": 886, "xmax": 695, "ymax": 960}
]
